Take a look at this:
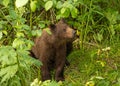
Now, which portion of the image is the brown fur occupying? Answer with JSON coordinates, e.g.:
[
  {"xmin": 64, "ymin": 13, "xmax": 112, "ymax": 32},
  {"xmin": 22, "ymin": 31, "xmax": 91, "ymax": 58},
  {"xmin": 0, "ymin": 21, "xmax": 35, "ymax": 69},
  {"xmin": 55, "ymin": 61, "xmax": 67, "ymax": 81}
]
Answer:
[{"xmin": 31, "ymin": 19, "xmax": 75, "ymax": 81}]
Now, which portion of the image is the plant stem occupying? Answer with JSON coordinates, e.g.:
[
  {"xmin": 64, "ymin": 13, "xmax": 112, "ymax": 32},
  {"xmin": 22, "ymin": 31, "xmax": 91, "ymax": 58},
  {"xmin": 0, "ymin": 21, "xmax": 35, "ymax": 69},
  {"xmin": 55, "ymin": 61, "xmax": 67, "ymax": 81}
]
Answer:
[{"xmin": 30, "ymin": 0, "xmax": 33, "ymax": 29}]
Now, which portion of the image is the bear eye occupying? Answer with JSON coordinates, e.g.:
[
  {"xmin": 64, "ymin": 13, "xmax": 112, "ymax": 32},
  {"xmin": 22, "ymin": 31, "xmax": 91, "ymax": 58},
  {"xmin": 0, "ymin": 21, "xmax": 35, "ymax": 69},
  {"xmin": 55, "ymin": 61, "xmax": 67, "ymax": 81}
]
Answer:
[{"xmin": 63, "ymin": 28, "xmax": 66, "ymax": 32}]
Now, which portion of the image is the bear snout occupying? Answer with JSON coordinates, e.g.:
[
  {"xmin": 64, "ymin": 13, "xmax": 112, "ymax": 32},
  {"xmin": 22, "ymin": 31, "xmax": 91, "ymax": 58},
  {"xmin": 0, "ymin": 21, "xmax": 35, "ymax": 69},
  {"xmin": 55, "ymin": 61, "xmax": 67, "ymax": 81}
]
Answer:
[{"xmin": 72, "ymin": 30, "xmax": 76, "ymax": 37}]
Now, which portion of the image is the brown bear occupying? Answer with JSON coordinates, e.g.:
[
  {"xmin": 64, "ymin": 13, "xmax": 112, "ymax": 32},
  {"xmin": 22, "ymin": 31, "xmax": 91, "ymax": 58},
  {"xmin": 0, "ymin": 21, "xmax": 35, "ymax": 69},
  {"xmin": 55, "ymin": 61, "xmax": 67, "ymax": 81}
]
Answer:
[{"xmin": 31, "ymin": 19, "xmax": 76, "ymax": 81}]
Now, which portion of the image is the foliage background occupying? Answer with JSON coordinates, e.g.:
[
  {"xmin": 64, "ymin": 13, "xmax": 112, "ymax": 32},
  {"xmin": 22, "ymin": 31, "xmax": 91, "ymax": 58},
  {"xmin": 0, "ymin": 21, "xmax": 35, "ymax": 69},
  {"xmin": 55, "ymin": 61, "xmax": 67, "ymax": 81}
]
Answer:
[{"xmin": 0, "ymin": 0, "xmax": 120, "ymax": 86}]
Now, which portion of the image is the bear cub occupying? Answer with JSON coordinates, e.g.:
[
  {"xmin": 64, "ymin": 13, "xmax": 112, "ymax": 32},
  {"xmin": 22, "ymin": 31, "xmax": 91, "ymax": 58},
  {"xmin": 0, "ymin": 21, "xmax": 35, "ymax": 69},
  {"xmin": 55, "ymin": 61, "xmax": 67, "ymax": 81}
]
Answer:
[{"xmin": 31, "ymin": 19, "xmax": 75, "ymax": 81}]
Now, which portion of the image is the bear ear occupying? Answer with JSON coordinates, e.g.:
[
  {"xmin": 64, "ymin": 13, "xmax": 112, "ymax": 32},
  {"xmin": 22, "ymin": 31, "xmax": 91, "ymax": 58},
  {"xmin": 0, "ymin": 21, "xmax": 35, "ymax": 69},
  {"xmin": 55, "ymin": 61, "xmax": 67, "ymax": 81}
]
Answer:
[
  {"xmin": 59, "ymin": 18, "xmax": 66, "ymax": 23},
  {"xmin": 49, "ymin": 24, "xmax": 56, "ymax": 30}
]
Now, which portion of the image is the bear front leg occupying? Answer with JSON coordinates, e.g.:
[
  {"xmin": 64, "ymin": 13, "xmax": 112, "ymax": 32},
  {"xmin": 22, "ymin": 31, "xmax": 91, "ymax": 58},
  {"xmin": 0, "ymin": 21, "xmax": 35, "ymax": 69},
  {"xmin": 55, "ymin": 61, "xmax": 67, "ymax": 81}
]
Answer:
[
  {"xmin": 55, "ymin": 46, "xmax": 66, "ymax": 81},
  {"xmin": 38, "ymin": 44, "xmax": 52, "ymax": 81},
  {"xmin": 55, "ymin": 63, "xmax": 65, "ymax": 81},
  {"xmin": 41, "ymin": 61, "xmax": 51, "ymax": 81}
]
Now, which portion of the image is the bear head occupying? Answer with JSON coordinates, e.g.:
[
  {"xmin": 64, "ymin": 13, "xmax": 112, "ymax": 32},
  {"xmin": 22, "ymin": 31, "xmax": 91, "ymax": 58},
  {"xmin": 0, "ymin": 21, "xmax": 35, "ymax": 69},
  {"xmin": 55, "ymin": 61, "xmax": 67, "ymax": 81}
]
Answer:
[{"xmin": 49, "ymin": 19, "xmax": 76, "ymax": 40}]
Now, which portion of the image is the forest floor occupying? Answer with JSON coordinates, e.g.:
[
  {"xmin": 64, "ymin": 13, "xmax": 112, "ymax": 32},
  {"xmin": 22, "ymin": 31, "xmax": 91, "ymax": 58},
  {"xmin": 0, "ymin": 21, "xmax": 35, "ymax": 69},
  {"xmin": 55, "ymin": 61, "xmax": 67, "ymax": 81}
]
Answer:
[
  {"xmin": 64, "ymin": 43, "xmax": 120, "ymax": 86},
  {"xmin": 31, "ymin": 42, "xmax": 120, "ymax": 86}
]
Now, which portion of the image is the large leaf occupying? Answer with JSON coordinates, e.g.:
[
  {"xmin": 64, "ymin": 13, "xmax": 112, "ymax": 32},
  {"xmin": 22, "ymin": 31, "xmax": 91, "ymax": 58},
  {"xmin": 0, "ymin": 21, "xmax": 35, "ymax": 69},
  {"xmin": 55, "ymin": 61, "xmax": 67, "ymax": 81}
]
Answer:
[
  {"xmin": 0, "ymin": 65, "xmax": 18, "ymax": 83},
  {"xmin": 71, "ymin": 7, "xmax": 78, "ymax": 18},
  {"xmin": 32, "ymin": 29, "xmax": 42, "ymax": 36},
  {"xmin": 61, "ymin": 7, "xmax": 70, "ymax": 18},
  {"xmin": 56, "ymin": 1, "xmax": 62, "ymax": 9},
  {"xmin": 2, "ymin": 0, "xmax": 10, "ymax": 7},
  {"xmin": 61, "ymin": 7, "xmax": 66, "ymax": 14},
  {"xmin": 30, "ymin": 1, "xmax": 37, "ymax": 12},
  {"xmin": 0, "ymin": 46, "xmax": 17, "ymax": 67},
  {"xmin": 12, "ymin": 38, "xmax": 34, "ymax": 50},
  {"xmin": 15, "ymin": 0, "xmax": 28, "ymax": 8},
  {"xmin": 12, "ymin": 38, "xmax": 25, "ymax": 49},
  {"xmin": 16, "ymin": 48, "xmax": 42, "ymax": 69},
  {"xmin": 16, "ymin": 32, "xmax": 25, "ymax": 38},
  {"xmin": 45, "ymin": 1, "xmax": 53, "ymax": 11}
]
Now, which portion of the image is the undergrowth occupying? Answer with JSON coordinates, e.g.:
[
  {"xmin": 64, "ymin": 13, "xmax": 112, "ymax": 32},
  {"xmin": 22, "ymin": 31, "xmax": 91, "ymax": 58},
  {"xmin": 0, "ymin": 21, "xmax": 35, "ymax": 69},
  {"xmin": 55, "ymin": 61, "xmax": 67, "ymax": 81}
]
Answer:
[
  {"xmin": 0, "ymin": 0, "xmax": 120, "ymax": 86},
  {"xmin": 30, "ymin": 41, "xmax": 120, "ymax": 86},
  {"xmin": 64, "ymin": 42, "xmax": 120, "ymax": 86}
]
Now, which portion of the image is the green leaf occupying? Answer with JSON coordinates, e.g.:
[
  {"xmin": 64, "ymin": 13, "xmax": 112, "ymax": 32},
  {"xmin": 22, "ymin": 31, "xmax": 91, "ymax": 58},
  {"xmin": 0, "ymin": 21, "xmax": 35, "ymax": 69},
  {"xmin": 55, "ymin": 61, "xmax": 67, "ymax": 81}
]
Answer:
[
  {"xmin": 56, "ymin": 14, "xmax": 62, "ymax": 20},
  {"xmin": 16, "ymin": 48, "xmax": 41, "ymax": 67},
  {"xmin": 9, "ymin": 8, "xmax": 17, "ymax": 19},
  {"xmin": 0, "ymin": 31, "xmax": 2, "ymax": 39},
  {"xmin": 56, "ymin": 1, "xmax": 62, "ymax": 9},
  {"xmin": 30, "ymin": 1, "xmax": 37, "ymax": 12},
  {"xmin": 15, "ymin": 0, "xmax": 28, "ymax": 8},
  {"xmin": 97, "ymin": 33, "xmax": 103, "ymax": 42},
  {"xmin": 110, "ymin": 25, "xmax": 115, "ymax": 36},
  {"xmin": 94, "ymin": 33, "xmax": 103, "ymax": 42},
  {"xmin": 71, "ymin": 7, "xmax": 78, "ymax": 18},
  {"xmin": 97, "ymin": 80, "xmax": 110, "ymax": 86},
  {"xmin": 16, "ymin": 32, "xmax": 25, "ymax": 37},
  {"xmin": 45, "ymin": 1, "xmax": 53, "ymax": 11},
  {"xmin": 0, "ymin": 65, "xmax": 18, "ymax": 83},
  {"xmin": 61, "ymin": 8, "xmax": 70, "ymax": 18},
  {"xmin": 2, "ymin": 0, "xmax": 10, "ymax": 7},
  {"xmin": 12, "ymin": 38, "xmax": 33, "ymax": 50},
  {"xmin": 2, "ymin": 30, "xmax": 7, "ymax": 35},
  {"xmin": 12, "ymin": 38, "xmax": 25, "ymax": 49},
  {"xmin": 9, "ymin": 76, "xmax": 21, "ymax": 86},
  {"xmin": 32, "ymin": 29, "xmax": 42, "ymax": 36},
  {"xmin": 61, "ymin": 7, "xmax": 66, "ymax": 14},
  {"xmin": 45, "ymin": 28, "xmax": 52, "ymax": 35},
  {"xmin": 0, "ymin": 46, "xmax": 17, "ymax": 67},
  {"xmin": 39, "ymin": 23, "xmax": 45, "ymax": 28}
]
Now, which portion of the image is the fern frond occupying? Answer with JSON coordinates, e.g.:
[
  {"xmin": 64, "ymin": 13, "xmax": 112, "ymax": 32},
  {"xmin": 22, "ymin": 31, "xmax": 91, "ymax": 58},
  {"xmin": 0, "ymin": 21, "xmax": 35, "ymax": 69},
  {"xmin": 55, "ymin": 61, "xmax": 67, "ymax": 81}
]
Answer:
[{"xmin": 0, "ymin": 64, "xmax": 18, "ymax": 83}]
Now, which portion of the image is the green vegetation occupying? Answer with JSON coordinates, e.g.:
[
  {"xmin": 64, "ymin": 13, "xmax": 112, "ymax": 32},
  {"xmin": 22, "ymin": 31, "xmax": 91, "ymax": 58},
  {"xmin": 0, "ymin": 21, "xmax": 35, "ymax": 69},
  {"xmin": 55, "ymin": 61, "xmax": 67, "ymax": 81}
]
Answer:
[{"xmin": 0, "ymin": 0, "xmax": 120, "ymax": 86}]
